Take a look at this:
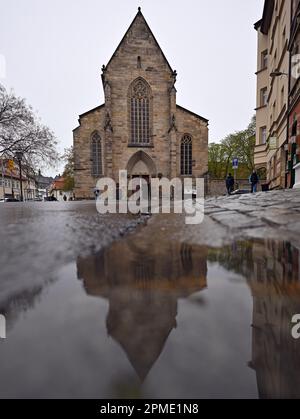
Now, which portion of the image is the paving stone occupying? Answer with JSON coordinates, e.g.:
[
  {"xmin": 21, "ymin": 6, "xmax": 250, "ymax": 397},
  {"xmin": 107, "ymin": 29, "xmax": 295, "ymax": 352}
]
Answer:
[
  {"xmin": 214, "ymin": 203, "xmax": 259, "ymax": 213},
  {"xmin": 202, "ymin": 189, "xmax": 300, "ymax": 247},
  {"xmin": 286, "ymin": 220, "xmax": 300, "ymax": 232},
  {"xmin": 210, "ymin": 211, "xmax": 264, "ymax": 229},
  {"xmin": 205, "ymin": 208, "xmax": 228, "ymax": 215},
  {"xmin": 261, "ymin": 213, "xmax": 300, "ymax": 226},
  {"xmin": 272, "ymin": 203, "xmax": 300, "ymax": 210}
]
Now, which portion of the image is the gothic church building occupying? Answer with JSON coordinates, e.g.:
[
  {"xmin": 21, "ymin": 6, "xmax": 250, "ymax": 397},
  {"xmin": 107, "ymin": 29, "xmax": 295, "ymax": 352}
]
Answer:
[{"xmin": 73, "ymin": 8, "xmax": 208, "ymax": 199}]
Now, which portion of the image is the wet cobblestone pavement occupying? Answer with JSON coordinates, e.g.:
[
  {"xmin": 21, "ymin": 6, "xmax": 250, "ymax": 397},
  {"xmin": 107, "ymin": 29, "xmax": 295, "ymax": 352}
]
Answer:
[
  {"xmin": 206, "ymin": 189, "xmax": 300, "ymax": 246},
  {"xmin": 154, "ymin": 189, "xmax": 300, "ymax": 249},
  {"xmin": 0, "ymin": 192, "xmax": 300, "ymax": 399},
  {"xmin": 0, "ymin": 201, "xmax": 147, "ymax": 311}
]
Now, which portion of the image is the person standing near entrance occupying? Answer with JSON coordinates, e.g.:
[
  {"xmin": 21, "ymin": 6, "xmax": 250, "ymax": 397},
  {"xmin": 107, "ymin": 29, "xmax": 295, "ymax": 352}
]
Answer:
[
  {"xmin": 250, "ymin": 170, "xmax": 259, "ymax": 193},
  {"xmin": 226, "ymin": 173, "xmax": 235, "ymax": 195}
]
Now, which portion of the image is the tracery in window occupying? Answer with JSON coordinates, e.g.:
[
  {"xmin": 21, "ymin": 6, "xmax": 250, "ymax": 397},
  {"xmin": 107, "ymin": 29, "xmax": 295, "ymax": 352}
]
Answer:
[
  {"xmin": 129, "ymin": 78, "xmax": 151, "ymax": 145},
  {"xmin": 91, "ymin": 132, "xmax": 102, "ymax": 176},
  {"xmin": 181, "ymin": 135, "xmax": 192, "ymax": 176}
]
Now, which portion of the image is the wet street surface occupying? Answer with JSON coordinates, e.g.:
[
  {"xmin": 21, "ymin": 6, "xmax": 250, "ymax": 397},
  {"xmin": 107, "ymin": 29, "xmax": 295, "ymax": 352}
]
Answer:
[{"xmin": 0, "ymin": 198, "xmax": 300, "ymax": 399}]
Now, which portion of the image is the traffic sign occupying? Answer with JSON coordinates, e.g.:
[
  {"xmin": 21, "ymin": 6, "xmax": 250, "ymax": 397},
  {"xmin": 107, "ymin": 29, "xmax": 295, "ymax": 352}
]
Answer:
[{"xmin": 232, "ymin": 158, "xmax": 239, "ymax": 169}]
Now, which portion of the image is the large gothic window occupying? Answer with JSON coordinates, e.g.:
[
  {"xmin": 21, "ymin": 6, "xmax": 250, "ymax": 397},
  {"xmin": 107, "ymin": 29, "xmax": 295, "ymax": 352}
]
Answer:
[
  {"xmin": 129, "ymin": 78, "xmax": 151, "ymax": 145},
  {"xmin": 91, "ymin": 132, "xmax": 102, "ymax": 176},
  {"xmin": 181, "ymin": 135, "xmax": 192, "ymax": 176}
]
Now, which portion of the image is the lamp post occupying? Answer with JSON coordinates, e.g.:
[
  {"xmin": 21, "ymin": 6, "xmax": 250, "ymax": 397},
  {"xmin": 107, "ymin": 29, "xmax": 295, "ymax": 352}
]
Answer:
[{"xmin": 15, "ymin": 151, "xmax": 24, "ymax": 202}]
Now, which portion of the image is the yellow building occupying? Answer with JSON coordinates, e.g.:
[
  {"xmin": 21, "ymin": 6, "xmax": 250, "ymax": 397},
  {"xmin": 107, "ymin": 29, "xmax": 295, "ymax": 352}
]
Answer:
[
  {"xmin": 254, "ymin": 0, "xmax": 291, "ymax": 189},
  {"xmin": 0, "ymin": 160, "xmax": 37, "ymax": 201}
]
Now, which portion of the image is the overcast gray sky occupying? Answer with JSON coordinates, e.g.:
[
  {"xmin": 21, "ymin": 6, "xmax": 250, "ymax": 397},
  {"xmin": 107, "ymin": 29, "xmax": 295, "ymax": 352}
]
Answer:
[{"xmin": 0, "ymin": 0, "xmax": 263, "ymax": 175}]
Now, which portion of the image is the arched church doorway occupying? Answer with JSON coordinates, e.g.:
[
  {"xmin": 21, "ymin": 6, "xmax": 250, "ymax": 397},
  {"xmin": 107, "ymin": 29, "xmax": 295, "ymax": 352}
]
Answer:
[
  {"xmin": 126, "ymin": 151, "xmax": 157, "ymax": 179},
  {"xmin": 126, "ymin": 151, "xmax": 156, "ymax": 204}
]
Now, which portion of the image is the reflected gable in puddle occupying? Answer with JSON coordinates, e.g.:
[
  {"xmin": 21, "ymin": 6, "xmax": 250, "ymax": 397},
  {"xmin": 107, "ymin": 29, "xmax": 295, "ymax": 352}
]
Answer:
[{"xmin": 77, "ymin": 239, "xmax": 208, "ymax": 380}]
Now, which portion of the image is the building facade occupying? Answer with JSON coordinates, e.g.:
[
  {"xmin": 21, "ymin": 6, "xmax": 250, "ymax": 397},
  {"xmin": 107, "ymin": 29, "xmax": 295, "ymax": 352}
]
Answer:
[
  {"xmin": 36, "ymin": 170, "xmax": 54, "ymax": 200},
  {"xmin": 49, "ymin": 175, "xmax": 73, "ymax": 201},
  {"xmin": 255, "ymin": 0, "xmax": 291, "ymax": 189},
  {"xmin": 73, "ymin": 8, "xmax": 208, "ymax": 199},
  {"xmin": 0, "ymin": 159, "xmax": 36, "ymax": 201},
  {"xmin": 287, "ymin": 0, "xmax": 300, "ymax": 188},
  {"xmin": 0, "ymin": 172, "xmax": 22, "ymax": 200}
]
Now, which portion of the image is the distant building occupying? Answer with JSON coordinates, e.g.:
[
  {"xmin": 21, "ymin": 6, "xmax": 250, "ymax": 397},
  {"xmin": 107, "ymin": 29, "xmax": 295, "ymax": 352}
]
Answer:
[
  {"xmin": 36, "ymin": 170, "xmax": 54, "ymax": 200},
  {"xmin": 254, "ymin": 0, "xmax": 291, "ymax": 189},
  {"xmin": 49, "ymin": 175, "xmax": 73, "ymax": 201},
  {"xmin": 0, "ymin": 170, "xmax": 22, "ymax": 200},
  {"xmin": 0, "ymin": 159, "xmax": 36, "ymax": 201}
]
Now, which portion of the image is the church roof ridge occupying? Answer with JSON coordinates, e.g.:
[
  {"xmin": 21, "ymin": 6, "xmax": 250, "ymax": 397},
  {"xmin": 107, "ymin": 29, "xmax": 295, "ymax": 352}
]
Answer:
[
  {"xmin": 73, "ymin": 104, "xmax": 105, "ymax": 131},
  {"xmin": 105, "ymin": 8, "xmax": 174, "ymax": 74},
  {"xmin": 176, "ymin": 104, "xmax": 209, "ymax": 124},
  {"xmin": 79, "ymin": 104, "xmax": 105, "ymax": 119}
]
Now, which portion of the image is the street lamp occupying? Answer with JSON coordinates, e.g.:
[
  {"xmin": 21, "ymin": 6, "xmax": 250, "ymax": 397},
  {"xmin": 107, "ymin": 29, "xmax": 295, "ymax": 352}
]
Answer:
[{"xmin": 15, "ymin": 151, "xmax": 24, "ymax": 202}]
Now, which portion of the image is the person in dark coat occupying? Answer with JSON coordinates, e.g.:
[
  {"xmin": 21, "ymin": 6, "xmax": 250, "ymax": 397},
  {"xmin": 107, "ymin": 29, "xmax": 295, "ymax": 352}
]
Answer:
[
  {"xmin": 226, "ymin": 173, "xmax": 235, "ymax": 195},
  {"xmin": 250, "ymin": 170, "xmax": 259, "ymax": 193}
]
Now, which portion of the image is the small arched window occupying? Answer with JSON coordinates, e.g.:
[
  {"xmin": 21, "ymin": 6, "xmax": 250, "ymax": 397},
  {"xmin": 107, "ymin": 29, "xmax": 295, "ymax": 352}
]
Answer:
[
  {"xmin": 91, "ymin": 132, "xmax": 102, "ymax": 176},
  {"xmin": 129, "ymin": 78, "xmax": 151, "ymax": 145},
  {"xmin": 181, "ymin": 135, "xmax": 192, "ymax": 176}
]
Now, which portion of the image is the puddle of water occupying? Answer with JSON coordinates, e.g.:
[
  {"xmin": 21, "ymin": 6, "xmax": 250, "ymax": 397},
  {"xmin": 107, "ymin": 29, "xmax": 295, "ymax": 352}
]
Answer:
[{"xmin": 0, "ymin": 233, "xmax": 300, "ymax": 399}]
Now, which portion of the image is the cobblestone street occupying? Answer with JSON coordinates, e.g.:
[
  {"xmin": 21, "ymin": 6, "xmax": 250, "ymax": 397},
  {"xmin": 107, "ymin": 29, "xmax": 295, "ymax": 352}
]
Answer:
[
  {"xmin": 154, "ymin": 189, "xmax": 300, "ymax": 250},
  {"xmin": 205, "ymin": 189, "xmax": 300, "ymax": 247}
]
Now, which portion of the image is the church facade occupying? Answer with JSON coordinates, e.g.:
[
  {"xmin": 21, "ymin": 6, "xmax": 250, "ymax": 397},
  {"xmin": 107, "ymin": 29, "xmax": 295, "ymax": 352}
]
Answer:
[{"xmin": 73, "ymin": 8, "xmax": 208, "ymax": 199}]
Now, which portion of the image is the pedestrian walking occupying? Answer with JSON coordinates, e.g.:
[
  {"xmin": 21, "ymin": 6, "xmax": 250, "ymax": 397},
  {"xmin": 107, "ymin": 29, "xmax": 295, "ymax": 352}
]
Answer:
[
  {"xmin": 250, "ymin": 170, "xmax": 259, "ymax": 193},
  {"xmin": 226, "ymin": 173, "xmax": 235, "ymax": 195}
]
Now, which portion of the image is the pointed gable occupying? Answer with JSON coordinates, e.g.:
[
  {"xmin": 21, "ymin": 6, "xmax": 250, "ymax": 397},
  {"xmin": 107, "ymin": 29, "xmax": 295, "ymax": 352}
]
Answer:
[{"xmin": 105, "ymin": 7, "xmax": 173, "ymax": 74}]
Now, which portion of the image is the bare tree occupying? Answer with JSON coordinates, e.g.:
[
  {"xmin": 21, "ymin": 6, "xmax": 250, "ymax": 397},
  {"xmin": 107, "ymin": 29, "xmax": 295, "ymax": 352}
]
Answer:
[{"xmin": 0, "ymin": 84, "xmax": 59, "ymax": 168}]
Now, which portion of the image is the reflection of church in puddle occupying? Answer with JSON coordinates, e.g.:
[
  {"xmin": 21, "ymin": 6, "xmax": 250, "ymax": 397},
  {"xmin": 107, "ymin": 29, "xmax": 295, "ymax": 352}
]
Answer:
[
  {"xmin": 77, "ymin": 237, "xmax": 300, "ymax": 397},
  {"xmin": 77, "ymin": 239, "xmax": 207, "ymax": 381}
]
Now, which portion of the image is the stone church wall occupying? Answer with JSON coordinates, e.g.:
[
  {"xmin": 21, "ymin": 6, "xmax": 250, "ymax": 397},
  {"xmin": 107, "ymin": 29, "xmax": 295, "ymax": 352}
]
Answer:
[{"xmin": 73, "ymin": 10, "xmax": 209, "ymax": 200}]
